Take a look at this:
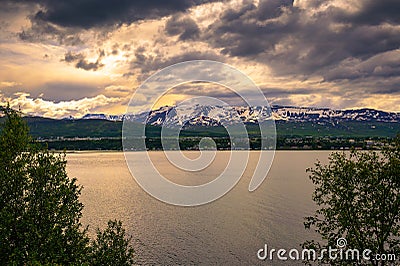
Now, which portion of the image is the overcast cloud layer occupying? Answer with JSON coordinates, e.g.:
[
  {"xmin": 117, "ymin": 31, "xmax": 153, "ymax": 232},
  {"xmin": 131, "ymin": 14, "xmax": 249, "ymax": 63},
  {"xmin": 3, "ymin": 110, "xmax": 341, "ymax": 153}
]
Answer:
[{"xmin": 0, "ymin": 0, "xmax": 399, "ymax": 117}]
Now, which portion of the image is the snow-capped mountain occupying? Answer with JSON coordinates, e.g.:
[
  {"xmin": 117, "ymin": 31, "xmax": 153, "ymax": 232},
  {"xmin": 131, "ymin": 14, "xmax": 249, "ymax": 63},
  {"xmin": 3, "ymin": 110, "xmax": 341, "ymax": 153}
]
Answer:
[
  {"xmin": 80, "ymin": 105, "xmax": 400, "ymax": 126},
  {"xmin": 81, "ymin": 113, "xmax": 124, "ymax": 121},
  {"xmin": 271, "ymin": 106, "xmax": 400, "ymax": 123},
  {"xmin": 138, "ymin": 105, "xmax": 273, "ymax": 127}
]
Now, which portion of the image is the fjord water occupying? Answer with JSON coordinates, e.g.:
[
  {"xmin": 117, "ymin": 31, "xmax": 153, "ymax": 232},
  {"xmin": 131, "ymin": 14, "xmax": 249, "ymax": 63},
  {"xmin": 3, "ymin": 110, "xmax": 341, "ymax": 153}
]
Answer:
[{"xmin": 66, "ymin": 151, "xmax": 329, "ymax": 265}]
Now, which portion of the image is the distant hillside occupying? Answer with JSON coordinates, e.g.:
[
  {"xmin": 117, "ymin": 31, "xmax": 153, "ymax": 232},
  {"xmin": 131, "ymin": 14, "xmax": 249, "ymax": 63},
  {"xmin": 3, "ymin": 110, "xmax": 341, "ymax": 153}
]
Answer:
[
  {"xmin": 0, "ymin": 117, "xmax": 397, "ymax": 139},
  {"xmin": 24, "ymin": 117, "xmax": 123, "ymax": 138},
  {"xmin": 0, "ymin": 105, "xmax": 399, "ymax": 138}
]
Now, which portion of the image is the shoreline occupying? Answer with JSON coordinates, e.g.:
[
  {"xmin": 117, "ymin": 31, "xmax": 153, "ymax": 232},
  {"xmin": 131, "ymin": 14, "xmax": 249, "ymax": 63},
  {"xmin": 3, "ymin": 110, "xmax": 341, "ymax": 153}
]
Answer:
[{"xmin": 58, "ymin": 148, "xmax": 373, "ymax": 153}]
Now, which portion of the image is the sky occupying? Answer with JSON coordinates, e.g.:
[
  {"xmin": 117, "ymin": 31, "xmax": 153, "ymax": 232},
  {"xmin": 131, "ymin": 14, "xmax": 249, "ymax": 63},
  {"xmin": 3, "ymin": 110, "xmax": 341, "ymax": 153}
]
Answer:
[{"xmin": 0, "ymin": 0, "xmax": 399, "ymax": 118}]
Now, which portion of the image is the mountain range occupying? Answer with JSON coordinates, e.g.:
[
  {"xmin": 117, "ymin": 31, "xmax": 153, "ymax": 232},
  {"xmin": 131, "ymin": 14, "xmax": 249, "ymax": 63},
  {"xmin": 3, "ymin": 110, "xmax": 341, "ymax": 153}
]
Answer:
[
  {"xmin": 1, "ymin": 105, "xmax": 398, "ymax": 140},
  {"xmin": 80, "ymin": 105, "xmax": 400, "ymax": 126}
]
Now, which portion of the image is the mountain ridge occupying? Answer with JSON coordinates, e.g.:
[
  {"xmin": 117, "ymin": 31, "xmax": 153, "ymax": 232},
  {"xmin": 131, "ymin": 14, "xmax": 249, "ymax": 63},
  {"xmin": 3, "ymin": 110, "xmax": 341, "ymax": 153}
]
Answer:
[
  {"xmin": 77, "ymin": 105, "xmax": 400, "ymax": 126},
  {"xmin": 2, "ymin": 105, "xmax": 398, "ymax": 140}
]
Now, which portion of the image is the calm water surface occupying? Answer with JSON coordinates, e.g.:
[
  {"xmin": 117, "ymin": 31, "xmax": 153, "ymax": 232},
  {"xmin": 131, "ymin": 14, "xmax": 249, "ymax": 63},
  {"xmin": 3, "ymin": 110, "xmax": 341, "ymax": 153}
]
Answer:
[{"xmin": 66, "ymin": 151, "xmax": 331, "ymax": 265}]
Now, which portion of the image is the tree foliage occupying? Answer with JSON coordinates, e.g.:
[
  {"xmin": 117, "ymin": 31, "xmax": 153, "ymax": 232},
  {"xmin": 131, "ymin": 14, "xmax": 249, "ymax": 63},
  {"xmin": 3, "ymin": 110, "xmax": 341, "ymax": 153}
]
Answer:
[
  {"xmin": 303, "ymin": 136, "xmax": 400, "ymax": 265},
  {"xmin": 90, "ymin": 220, "xmax": 135, "ymax": 266},
  {"xmin": 0, "ymin": 106, "xmax": 134, "ymax": 265}
]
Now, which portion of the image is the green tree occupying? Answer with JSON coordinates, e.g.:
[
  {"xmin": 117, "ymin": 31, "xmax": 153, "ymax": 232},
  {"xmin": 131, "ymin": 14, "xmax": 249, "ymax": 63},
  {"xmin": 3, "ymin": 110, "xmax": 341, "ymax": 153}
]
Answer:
[
  {"xmin": 90, "ymin": 220, "xmax": 135, "ymax": 266},
  {"xmin": 303, "ymin": 137, "xmax": 400, "ymax": 265},
  {"xmin": 0, "ymin": 106, "xmax": 134, "ymax": 265}
]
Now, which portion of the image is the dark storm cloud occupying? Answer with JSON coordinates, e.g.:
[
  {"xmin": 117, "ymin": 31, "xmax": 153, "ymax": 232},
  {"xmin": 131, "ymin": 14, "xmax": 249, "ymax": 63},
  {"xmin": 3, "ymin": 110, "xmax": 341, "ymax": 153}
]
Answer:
[
  {"xmin": 206, "ymin": 1, "xmax": 299, "ymax": 57},
  {"xmin": 165, "ymin": 13, "xmax": 200, "ymax": 41},
  {"xmin": 18, "ymin": 17, "xmax": 83, "ymax": 45},
  {"xmin": 10, "ymin": 0, "xmax": 220, "ymax": 47},
  {"xmin": 324, "ymin": 50, "xmax": 400, "ymax": 82},
  {"xmin": 333, "ymin": 0, "xmax": 400, "ymax": 26},
  {"xmin": 253, "ymin": 0, "xmax": 294, "ymax": 20},
  {"xmin": 128, "ymin": 45, "xmax": 225, "ymax": 81},
  {"xmin": 6, "ymin": 0, "xmax": 216, "ymax": 29},
  {"xmin": 205, "ymin": 0, "xmax": 400, "ymax": 80},
  {"xmin": 62, "ymin": 50, "xmax": 105, "ymax": 71},
  {"xmin": 369, "ymin": 85, "xmax": 400, "ymax": 95}
]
